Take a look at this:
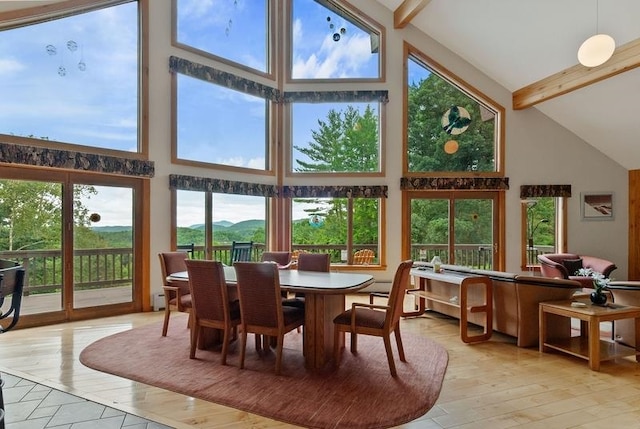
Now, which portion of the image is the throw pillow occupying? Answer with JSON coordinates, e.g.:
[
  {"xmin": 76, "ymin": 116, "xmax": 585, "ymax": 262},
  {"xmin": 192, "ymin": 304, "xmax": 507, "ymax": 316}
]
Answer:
[{"xmin": 562, "ymin": 258, "xmax": 583, "ymax": 276}]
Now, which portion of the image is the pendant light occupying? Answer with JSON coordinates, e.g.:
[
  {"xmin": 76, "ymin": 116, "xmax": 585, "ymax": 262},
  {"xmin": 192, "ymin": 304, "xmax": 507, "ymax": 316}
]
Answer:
[{"xmin": 577, "ymin": 0, "xmax": 615, "ymax": 67}]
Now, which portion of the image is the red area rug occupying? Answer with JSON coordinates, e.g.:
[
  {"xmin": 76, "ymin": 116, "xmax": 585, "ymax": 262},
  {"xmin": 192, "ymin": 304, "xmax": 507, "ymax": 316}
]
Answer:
[{"xmin": 80, "ymin": 319, "xmax": 448, "ymax": 429}]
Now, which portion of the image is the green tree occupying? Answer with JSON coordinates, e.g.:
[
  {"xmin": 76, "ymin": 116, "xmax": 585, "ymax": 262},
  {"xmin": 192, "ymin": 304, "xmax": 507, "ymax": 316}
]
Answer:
[
  {"xmin": 407, "ymin": 73, "xmax": 495, "ymax": 172},
  {"xmin": 292, "ymin": 105, "xmax": 379, "ymax": 249},
  {"xmin": 294, "ymin": 105, "xmax": 378, "ymax": 173},
  {"xmin": 0, "ymin": 179, "xmax": 103, "ymax": 251},
  {"xmin": 0, "ymin": 180, "xmax": 63, "ymax": 251}
]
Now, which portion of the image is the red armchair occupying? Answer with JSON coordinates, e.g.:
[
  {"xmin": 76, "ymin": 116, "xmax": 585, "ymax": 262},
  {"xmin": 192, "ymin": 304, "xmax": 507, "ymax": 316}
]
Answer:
[{"xmin": 537, "ymin": 253, "xmax": 617, "ymax": 288}]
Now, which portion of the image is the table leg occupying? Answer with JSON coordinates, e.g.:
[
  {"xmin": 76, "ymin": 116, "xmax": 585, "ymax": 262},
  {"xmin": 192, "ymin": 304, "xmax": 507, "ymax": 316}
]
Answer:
[
  {"xmin": 588, "ymin": 316, "xmax": 600, "ymax": 371},
  {"xmin": 539, "ymin": 306, "xmax": 547, "ymax": 352},
  {"xmin": 635, "ymin": 317, "xmax": 640, "ymax": 363},
  {"xmin": 303, "ymin": 293, "xmax": 345, "ymax": 371}
]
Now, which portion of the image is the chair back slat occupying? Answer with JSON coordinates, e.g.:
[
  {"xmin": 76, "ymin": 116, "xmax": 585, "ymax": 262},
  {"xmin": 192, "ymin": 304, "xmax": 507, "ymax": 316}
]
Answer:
[
  {"xmin": 234, "ymin": 262, "xmax": 282, "ymax": 328},
  {"xmin": 185, "ymin": 260, "xmax": 229, "ymax": 322},
  {"xmin": 385, "ymin": 260, "xmax": 414, "ymax": 328},
  {"xmin": 297, "ymin": 253, "xmax": 330, "ymax": 272}
]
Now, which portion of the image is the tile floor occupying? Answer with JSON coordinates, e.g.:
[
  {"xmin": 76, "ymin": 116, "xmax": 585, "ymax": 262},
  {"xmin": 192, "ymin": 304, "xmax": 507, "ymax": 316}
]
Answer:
[{"xmin": 1, "ymin": 372, "xmax": 172, "ymax": 429}]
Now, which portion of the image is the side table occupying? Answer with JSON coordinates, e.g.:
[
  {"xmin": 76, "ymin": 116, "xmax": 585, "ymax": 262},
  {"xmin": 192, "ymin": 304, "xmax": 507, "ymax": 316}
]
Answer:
[
  {"xmin": 539, "ymin": 300, "xmax": 640, "ymax": 371},
  {"xmin": 409, "ymin": 268, "xmax": 492, "ymax": 343}
]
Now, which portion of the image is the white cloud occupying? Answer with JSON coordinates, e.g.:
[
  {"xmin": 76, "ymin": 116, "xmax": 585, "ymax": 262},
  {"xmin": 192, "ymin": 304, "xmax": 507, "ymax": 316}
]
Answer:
[
  {"xmin": 292, "ymin": 33, "xmax": 374, "ymax": 79},
  {"xmin": 0, "ymin": 58, "xmax": 24, "ymax": 75},
  {"xmin": 216, "ymin": 156, "xmax": 266, "ymax": 170}
]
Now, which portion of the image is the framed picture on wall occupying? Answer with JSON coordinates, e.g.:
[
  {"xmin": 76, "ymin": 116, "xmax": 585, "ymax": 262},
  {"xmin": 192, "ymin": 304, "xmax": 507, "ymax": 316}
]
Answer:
[{"xmin": 581, "ymin": 192, "xmax": 614, "ymax": 221}]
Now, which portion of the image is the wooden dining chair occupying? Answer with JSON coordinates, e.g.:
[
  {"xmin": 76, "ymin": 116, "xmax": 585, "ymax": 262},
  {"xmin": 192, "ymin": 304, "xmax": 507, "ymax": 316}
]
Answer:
[
  {"xmin": 296, "ymin": 253, "xmax": 330, "ymax": 272},
  {"xmin": 261, "ymin": 251, "xmax": 292, "ymax": 269},
  {"xmin": 185, "ymin": 260, "xmax": 241, "ymax": 364},
  {"xmin": 285, "ymin": 252, "xmax": 331, "ymax": 310},
  {"xmin": 333, "ymin": 260, "xmax": 414, "ymax": 377},
  {"xmin": 234, "ymin": 262, "xmax": 305, "ymax": 375},
  {"xmin": 158, "ymin": 252, "xmax": 192, "ymax": 336}
]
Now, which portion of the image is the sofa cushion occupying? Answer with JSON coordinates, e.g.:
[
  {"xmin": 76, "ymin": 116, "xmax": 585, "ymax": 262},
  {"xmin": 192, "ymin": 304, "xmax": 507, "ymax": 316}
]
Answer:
[{"xmin": 561, "ymin": 258, "xmax": 583, "ymax": 276}]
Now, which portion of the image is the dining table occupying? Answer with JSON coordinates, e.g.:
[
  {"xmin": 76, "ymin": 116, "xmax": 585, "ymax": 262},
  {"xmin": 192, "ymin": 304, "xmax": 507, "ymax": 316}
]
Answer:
[{"xmin": 167, "ymin": 265, "xmax": 374, "ymax": 371}]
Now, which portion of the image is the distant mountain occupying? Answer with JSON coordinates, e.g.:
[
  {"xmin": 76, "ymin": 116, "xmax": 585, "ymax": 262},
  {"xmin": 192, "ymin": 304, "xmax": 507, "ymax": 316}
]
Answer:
[
  {"xmin": 227, "ymin": 219, "xmax": 264, "ymax": 232},
  {"xmin": 189, "ymin": 220, "xmax": 235, "ymax": 230}
]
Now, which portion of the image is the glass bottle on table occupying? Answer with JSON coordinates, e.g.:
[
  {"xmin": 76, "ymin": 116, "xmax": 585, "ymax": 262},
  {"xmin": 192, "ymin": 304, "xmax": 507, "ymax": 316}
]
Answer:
[{"xmin": 431, "ymin": 256, "xmax": 442, "ymax": 273}]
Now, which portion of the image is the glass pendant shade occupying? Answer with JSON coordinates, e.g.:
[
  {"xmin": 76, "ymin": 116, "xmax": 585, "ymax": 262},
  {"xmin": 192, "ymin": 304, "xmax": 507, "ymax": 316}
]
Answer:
[{"xmin": 577, "ymin": 33, "xmax": 615, "ymax": 67}]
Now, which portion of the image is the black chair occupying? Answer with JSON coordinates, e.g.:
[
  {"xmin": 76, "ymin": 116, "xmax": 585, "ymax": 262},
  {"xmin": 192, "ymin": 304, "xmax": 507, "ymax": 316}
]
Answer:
[
  {"xmin": 230, "ymin": 241, "xmax": 253, "ymax": 265},
  {"xmin": 176, "ymin": 243, "xmax": 195, "ymax": 258},
  {"xmin": 0, "ymin": 259, "xmax": 25, "ymax": 429},
  {"xmin": 0, "ymin": 260, "xmax": 26, "ymax": 334}
]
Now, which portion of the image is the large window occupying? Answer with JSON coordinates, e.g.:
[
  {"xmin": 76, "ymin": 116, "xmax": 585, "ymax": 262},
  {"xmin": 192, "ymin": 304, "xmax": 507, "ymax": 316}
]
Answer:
[
  {"xmin": 290, "ymin": 0, "xmax": 381, "ymax": 80},
  {"xmin": 405, "ymin": 191, "xmax": 499, "ymax": 269},
  {"xmin": 405, "ymin": 44, "xmax": 503, "ymax": 175},
  {"xmin": 170, "ymin": 0, "xmax": 387, "ymax": 263},
  {"xmin": 292, "ymin": 197, "xmax": 381, "ymax": 265},
  {"xmin": 175, "ymin": 190, "xmax": 267, "ymax": 261},
  {"xmin": 174, "ymin": 0, "xmax": 270, "ymax": 75},
  {"xmin": 175, "ymin": 73, "xmax": 269, "ymax": 171},
  {"xmin": 521, "ymin": 197, "xmax": 567, "ymax": 270},
  {"xmin": 291, "ymin": 101, "xmax": 381, "ymax": 174},
  {"xmin": 0, "ymin": 1, "xmax": 140, "ymax": 153}
]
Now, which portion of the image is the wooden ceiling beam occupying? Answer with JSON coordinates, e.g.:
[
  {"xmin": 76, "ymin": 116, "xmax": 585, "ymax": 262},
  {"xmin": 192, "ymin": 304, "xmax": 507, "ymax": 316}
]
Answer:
[
  {"xmin": 513, "ymin": 38, "xmax": 640, "ymax": 110},
  {"xmin": 393, "ymin": 0, "xmax": 430, "ymax": 29}
]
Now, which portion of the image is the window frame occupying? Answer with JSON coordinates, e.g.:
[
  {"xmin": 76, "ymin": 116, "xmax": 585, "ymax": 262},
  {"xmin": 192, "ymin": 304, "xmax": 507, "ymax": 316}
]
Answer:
[
  {"xmin": 0, "ymin": 0, "xmax": 148, "ymax": 159},
  {"xmin": 403, "ymin": 42, "xmax": 505, "ymax": 178},
  {"xmin": 285, "ymin": 96, "xmax": 386, "ymax": 177},
  {"xmin": 520, "ymin": 196, "xmax": 568, "ymax": 271},
  {"xmin": 171, "ymin": 0, "xmax": 275, "ymax": 80},
  {"xmin": 286, "ymin": 0, "xmax": 385, "ymax": 83},
  {"xmin": 290, "ymin": 196, "xmax": 385, "ymax": 268},
  {"xmin": 171, "ymin": 70, "xmax": 275, "ymax": 174}
]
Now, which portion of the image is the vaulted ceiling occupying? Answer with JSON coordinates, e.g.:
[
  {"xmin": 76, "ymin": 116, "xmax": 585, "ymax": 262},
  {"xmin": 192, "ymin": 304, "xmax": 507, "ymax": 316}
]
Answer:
[{"xmin": 375, "ymin": 0, "xmax": 640, "ymax": 170}]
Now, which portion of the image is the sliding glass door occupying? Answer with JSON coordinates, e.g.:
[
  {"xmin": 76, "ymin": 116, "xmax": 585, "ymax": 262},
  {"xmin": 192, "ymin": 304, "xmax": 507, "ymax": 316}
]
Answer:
[
  {"xmin": 73, "ymin": 184, "xmax": 134, "ymax": 309},
  {"xmin": 0, "ymin": 167, "xmax": 143, "ymax": 325},
  {"xmin": 405, "ymin": 191, "xmax": 499, "ymax": 269}
]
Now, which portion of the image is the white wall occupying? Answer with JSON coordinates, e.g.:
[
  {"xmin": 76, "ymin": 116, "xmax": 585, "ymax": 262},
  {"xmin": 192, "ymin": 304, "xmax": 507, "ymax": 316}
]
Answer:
[{"xmin": 146, "ymin": 1, "xmax": 629, "ymax": 298}]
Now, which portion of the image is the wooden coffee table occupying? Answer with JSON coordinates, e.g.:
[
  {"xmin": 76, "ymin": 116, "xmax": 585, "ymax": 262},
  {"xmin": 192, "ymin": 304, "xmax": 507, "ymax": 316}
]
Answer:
[{"xmin": 539, "ymin": 299, "xmax": 640, "ymax": 371}]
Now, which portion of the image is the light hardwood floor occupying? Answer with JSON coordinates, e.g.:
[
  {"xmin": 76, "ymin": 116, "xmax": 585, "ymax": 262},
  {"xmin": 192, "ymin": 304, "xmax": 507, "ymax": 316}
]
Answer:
[{"xmin": 1, "ymin": 295, "xmax": 640, "ymax": 429}]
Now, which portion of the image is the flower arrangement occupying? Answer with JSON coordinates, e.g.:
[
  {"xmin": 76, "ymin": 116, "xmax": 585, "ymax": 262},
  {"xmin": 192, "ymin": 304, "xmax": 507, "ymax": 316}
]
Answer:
[{"xmin": 576, "ymin": 267, "xmax": 610, "ymax": 294}]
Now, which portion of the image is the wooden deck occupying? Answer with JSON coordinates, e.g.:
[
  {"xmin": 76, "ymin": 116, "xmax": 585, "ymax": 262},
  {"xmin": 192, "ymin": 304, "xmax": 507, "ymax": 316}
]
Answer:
[{"xmin": 18, "ymin": 286, "xmax": 134, "ymax": 315}]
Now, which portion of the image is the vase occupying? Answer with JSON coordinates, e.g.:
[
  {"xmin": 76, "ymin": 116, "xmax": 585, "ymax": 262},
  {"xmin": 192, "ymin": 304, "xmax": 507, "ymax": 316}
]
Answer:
[{"xmin": 590, "ymin": 291, "xmax": 607, "ymax": 305}]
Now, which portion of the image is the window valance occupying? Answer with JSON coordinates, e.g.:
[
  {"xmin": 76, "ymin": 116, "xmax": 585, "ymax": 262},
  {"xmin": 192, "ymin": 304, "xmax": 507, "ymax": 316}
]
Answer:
[
  {"xmin": 169, "ymin": 174, "xmax": 278, "ymax": 197},
  {"xmin": 401, "ymin": 177, "xmax": 509, "ymax": 190},
  {"xmin": 0, "ymin": 142, "xmax": 154, "ymax": 177},
  {"xmin": 282, "ymin": 90, "xmax": 389, "ymax": 104},
  {"xmin": 169, "ymin": 56, "xmax": 281, "ymax": 102},
  {"xmin": 520, "ymin": 185, "xmax": 571, "ymax": 198},
  {"xmin": 281, "ymin": 185, "xmax": 387, "ymax": 198},
  {"xmin": 169, "ymin": 175, "xmax": 387, "ymax": 199}
]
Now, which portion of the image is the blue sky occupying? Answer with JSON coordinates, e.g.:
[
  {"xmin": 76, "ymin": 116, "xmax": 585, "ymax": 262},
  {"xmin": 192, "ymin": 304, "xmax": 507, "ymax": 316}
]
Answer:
[{"xmin": 0, "ymin": 0, "xmax": 381, "ymax": 226}]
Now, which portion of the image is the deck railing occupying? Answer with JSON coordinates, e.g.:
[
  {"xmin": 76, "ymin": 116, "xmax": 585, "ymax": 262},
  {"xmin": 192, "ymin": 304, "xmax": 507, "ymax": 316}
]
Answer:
[{"xmin": 0, "ymin": 243, "xmax": 545, "ymax": 296}]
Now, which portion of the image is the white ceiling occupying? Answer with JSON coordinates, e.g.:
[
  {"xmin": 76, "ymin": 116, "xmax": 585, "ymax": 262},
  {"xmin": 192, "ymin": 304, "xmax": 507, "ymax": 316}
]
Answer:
[
  {"xmin": 374, "ymin": 0, "xmax": 640, "ymax": 170},
  {"xmin": 3, "ymin": 1, "xmax": 639, "ymax": 169}
]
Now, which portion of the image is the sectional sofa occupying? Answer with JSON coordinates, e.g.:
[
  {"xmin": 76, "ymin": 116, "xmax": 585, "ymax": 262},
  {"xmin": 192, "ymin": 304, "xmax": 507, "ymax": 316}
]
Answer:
[{"xmin": 411, "ymin": 263, "xmax": 582, "ymax": 347}]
